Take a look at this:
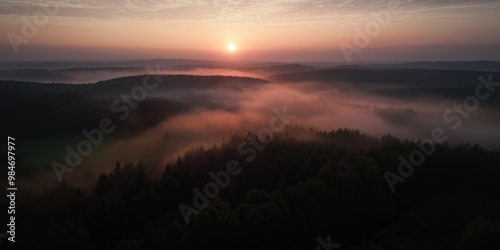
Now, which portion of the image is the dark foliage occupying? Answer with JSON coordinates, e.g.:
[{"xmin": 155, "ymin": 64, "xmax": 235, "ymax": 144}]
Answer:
[{"xmin": 12, "ymin": 127, "xmax": 500, "ymax": 250}]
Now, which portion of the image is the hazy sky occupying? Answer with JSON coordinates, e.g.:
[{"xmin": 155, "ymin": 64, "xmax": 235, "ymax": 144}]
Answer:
[{"xmin": 1, "ymin": 0, "xmax": 500, "ymax": 62}]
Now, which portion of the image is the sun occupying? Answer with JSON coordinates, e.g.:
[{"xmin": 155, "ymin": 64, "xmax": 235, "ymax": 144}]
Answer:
[{"xmin": 227, "ymin": 44, "xmax": 237, "ymax": 52}]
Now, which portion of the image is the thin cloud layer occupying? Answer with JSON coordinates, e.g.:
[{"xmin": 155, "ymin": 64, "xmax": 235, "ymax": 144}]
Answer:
[{"xmin": 1, "ymin": 0, "xmax": 499, "ymax": 22}]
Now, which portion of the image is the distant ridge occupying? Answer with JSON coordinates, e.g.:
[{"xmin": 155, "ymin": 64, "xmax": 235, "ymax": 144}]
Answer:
[
  {"xmin": 0, "ymin": 59, "xmax": 287, "ymax": 70},
  {"xmin": 0, "ymin": 74, "xmax": 269, "ymax": 97},
  {"xmin": 368, "ymin": 61, "xmax": 500, "ymax": 72},
  {"xmin": 333, "ymin": 65, "xmax": 368, "ymax": 69},
  {"xmin": 271, "ymin": 68, "xmax": 499, "ymax": 87},
  {"xmin": 243, "ymin": 64, "xmax": 316, "ymax": 75},
  {"xmin": 1, "ymin": 59, "xmax": 498, "ymax": 71}
]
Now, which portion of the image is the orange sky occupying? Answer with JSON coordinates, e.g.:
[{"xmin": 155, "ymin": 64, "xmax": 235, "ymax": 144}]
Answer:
[{"xmin": 1, "ymin": 0, "xmax": 500, "ymax": 62}]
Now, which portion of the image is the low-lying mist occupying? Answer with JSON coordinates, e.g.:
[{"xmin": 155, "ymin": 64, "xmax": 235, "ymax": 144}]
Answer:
[{"xmin": 16, "ymin": 72, "xmax": 500, "ymax": 193}]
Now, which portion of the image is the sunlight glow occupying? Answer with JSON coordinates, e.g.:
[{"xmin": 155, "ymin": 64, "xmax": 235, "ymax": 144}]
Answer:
[{"xmin": 227, "ymin": 44, "xmax": 237, "ymax": 52}]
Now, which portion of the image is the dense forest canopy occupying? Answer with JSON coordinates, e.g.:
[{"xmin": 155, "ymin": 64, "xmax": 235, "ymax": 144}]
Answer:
[{"xmin": 5, "ymin": 126, "xmax": 500, "ymax": 249}]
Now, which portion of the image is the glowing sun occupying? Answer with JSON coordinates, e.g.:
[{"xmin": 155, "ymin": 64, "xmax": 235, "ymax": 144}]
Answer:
[{"xmin": 227, "ymin": 44, "xmax": 237, "ymax": 52}]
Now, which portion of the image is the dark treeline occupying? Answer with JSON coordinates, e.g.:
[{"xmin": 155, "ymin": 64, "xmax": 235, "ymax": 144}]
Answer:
[
  {"xmin": 271, "ymin": 69, "xmax": 499, "ymax": 88},
  {"xmin": 0, "ymin": 75, "xmax": 268, "ymax": 97},
  {"xmin": 8, "ymin": 126, "xmax": 500, "ymax": 249},
  {"xmin": 1, "ymin": 93, "xmax": 190, "ymax": 139}
]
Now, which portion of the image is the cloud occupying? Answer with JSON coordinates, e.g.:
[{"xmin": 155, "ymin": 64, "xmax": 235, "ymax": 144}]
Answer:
[{"xmin": 1, "ymin": 0, "xmax": 499, "ymax": 24}]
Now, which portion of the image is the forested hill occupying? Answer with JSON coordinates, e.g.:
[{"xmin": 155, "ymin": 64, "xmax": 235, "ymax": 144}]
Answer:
[
  {"xmin": 0, "ymin": 74, "xmax": 268, "ymax": 97},
  {"xmin": 0, "ymin": 75, "xmax": 268, "ymax": 138},
  {"xmin": 11, "ymin": 127, "xmax": 500, "ymax": 249},
  {"xmin": 271, "ymin": 68, "xmax": 499, "ymax": 87}
]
